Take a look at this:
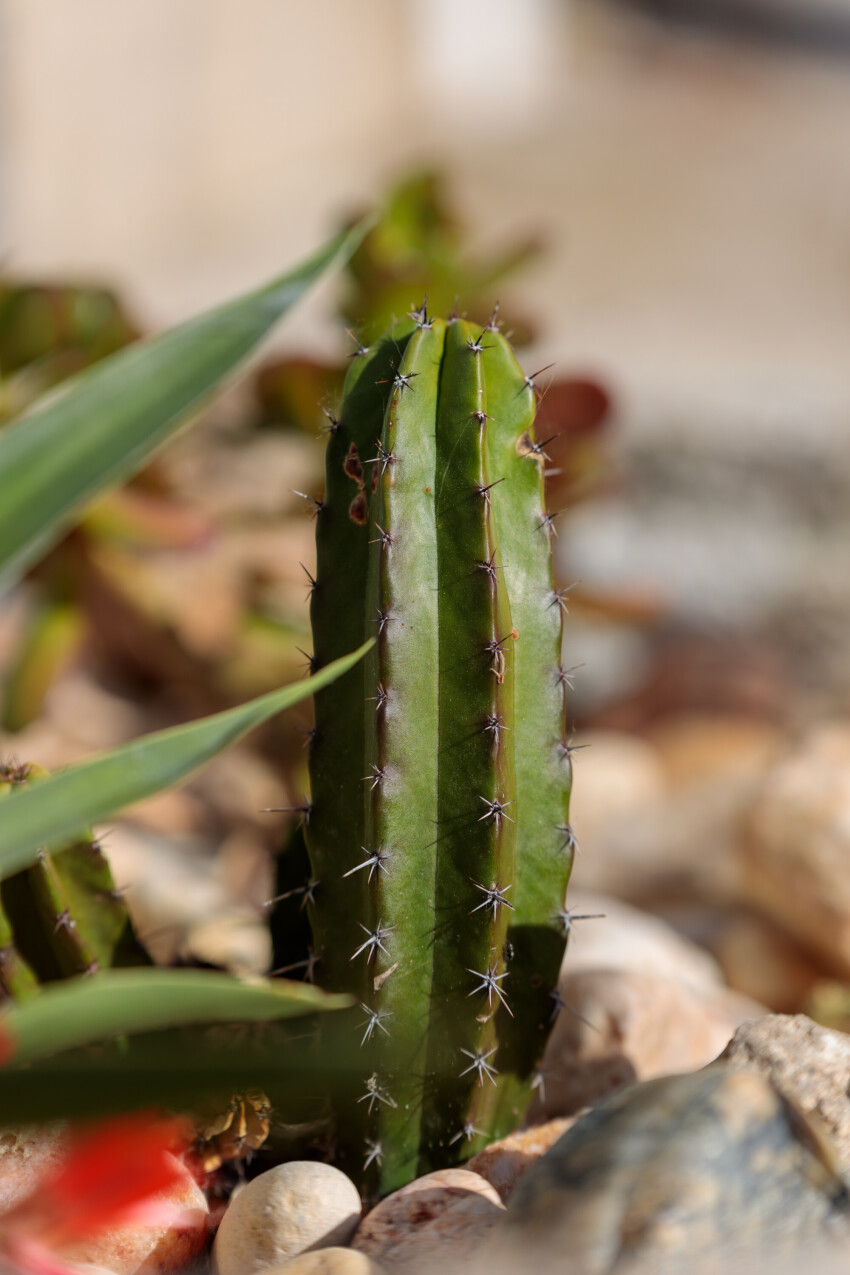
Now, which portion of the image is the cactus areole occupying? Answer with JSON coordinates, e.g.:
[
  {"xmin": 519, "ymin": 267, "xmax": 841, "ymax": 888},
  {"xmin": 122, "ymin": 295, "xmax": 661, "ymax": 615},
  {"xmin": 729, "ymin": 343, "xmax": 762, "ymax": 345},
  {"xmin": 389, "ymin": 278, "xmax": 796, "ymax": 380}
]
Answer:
[{"xmin": 305, "ymin": 308, "xmax": 574, "ymax": 1193}]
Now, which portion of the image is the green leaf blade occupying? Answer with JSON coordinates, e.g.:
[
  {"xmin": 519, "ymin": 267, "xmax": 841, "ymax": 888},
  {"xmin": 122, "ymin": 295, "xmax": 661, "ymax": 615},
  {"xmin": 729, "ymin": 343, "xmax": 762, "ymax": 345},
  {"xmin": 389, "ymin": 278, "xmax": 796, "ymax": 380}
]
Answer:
[
  {"xmin": 0, "ymin": 640, "xmax": 373, "ymax": 876},
  {"xmin": 0, "ymin": 221, "xmax": 370, "ymax": 590},
  {"xmin": 1, "ymin": 968, "xmax": 351, "ymax": 1066}
]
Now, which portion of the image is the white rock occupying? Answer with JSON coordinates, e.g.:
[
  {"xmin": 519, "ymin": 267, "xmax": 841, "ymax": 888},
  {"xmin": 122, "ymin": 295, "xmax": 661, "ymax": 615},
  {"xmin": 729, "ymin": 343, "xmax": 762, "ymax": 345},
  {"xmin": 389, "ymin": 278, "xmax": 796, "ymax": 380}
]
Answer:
[{"xmin": 213, "ymin": 1162, "xmax": 361, "ymax": 1275}]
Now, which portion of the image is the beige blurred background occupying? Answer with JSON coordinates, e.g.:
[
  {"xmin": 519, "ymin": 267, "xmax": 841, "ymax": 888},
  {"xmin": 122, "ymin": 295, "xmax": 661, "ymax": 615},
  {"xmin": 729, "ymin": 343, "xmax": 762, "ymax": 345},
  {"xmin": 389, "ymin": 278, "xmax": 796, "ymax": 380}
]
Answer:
[{"xmin": 3, "ymin": 0, "xmax": 850, "ymax": 710}]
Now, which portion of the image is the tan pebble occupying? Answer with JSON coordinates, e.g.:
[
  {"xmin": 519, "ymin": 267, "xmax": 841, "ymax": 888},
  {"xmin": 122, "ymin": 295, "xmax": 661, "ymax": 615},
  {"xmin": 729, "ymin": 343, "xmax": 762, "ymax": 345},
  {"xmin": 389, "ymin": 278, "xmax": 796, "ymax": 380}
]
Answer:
[
  {"xmin": 561, "ymin": 891, "xmax": 723, "ymax": 992},
  {"xmin": 259, "ymin": 1248, "xmax": 376, "ymax": 1274},
  {"xmin": 528, "ymin": 968, "xmax": 764, "ymax": 1121},
  {"xmin": 64, "ymin": 1153, "xmax": 209, "ymax": 1273},
  {"xmin": 466, "ymin": 1119, "xmax": 574, "ymax": 1202},
  {"xmin": 741, "ymin": 724, "xmax": 850, "ymax": 980},
  {"xmin": 213, "ymin": 1162, "xmax": 361, "ymax": 1275},
  {"xmin": 66, "ymin": 1267, "xmax": 122, "ymax": 1274},
  {"xmin": 352, "ymin": 1168, "xmax": 502, "ymax": 1265},
  {"xmin": 0, "ymin": 1129, "xmax": 207, "ymax": 1275}
]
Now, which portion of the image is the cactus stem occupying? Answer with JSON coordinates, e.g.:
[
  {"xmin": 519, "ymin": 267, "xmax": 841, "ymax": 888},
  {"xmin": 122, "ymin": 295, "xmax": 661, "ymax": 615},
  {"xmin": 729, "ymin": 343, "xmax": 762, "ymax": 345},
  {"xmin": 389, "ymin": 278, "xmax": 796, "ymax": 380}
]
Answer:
[
  {"xmin": 262, "ymin": 798, "xmax": 314, "ymax": 825},
  {"xmin": 272, "ymin": 949, "xmax": 319, "ymax": 982},
  {"xmin": 466, "ymin": 330, "xmax": 491, "ymax": 354},
  {"xmin": 359, "ymin": 1005, "xmax": 393, "ymax": 1045},
  {"xmin": 377, "ymin": 363, "xmax": 419, "ymax": 395},
  {"xmin": 523, "ymin": 432, "xmax": 557, "ymax": 462},
  {"xmin": 319, "ymin": 406, "xmax": 343, "ymax": 435},
  {"xmin": 550, "ymin": 989, "xmax": 597, "ymax": 1031},
  {"xmin": 554, "ymin": 907, "xmax": 605, "ymax": 937},
  {"xmin": 556, "ymin": 823, "xmax": 579, "ymax": 854},
  {"xmin": 372, "ymin": 608, "xmax": 394, "ymax": 634},
  {"xmin": 482, "ymin": 713, "xmax": 511, "ymax": 740},
  {"xmin": 364, "ymin": 1139, "xmax": 384, "ymax": 1169},
  {"xmin": 362, "ymin": 764, "xmax": 387, "ymax": 791},
  {"xmin": 367, "ymin": 682, "xmax": 389, "ymax": 711},
  {"xmin": 345, "ymin": 328, "xmax": 370, "ymax": 358},
  {"xmin": 470, "ymin": 880, "xmax": 514, "ymax": 919},
  {"xmin": 359, "ymin": 1074, "xmax": 397, "ymax": 1112},
  {"xmin": 350, "ymin": 922, "xmax": 393, "ymax": 964},
  {"xmin": 521, "ymin": 363, "xmax": 556, "ymax": 394},
  {"xmin": 296, "ymin": 647, "xmax": 319, "ymax": 675},
  {"xmin": 367, "ymin": 441, "xmax": 398, "ymax": 476},
  {"xmin": 449, "ymin": 1121, "xmax": 484, "ymax": 1146},
  {"xmin": 409, "ymin": 300, "xmax": 432, "ymax": 330},
  {"xmin": 291, "ymin": 489, "xmax": 328, "ymax": 517},
  {"xmin": 466, "ymin": 964, "xmax": 513, "ymax": 1015},
  {"xmin": 299, "ymin": 878, "xmax": 319, "ymax": 910},
  {"xmin": 369, "ymin": 524, "xmax": 393, "ymax": 550},
  {"xmin": 459, "ymin": 1046, "xmax": 499, "ymax": 1086},
  {"xmin": 475, "ymin": 551, "xmax": 503, "ymax": 582},
  {"xmin": 343, "ymin": 846, "xmax": 391, "ymax": 881},
  {"xmin": 300, "ymin": 563, "xmax": 319, "ymax": 598},
  {"xmin": 474, "ymin": 477, "xmax": 505, "ymax": 507},
  {"xmin": 478, "ymin": 796, "xmax": 514, "ymax": 827},
  {"xmin": 548, "ymin": 584, "xmax": 578, "ymax": 613}
]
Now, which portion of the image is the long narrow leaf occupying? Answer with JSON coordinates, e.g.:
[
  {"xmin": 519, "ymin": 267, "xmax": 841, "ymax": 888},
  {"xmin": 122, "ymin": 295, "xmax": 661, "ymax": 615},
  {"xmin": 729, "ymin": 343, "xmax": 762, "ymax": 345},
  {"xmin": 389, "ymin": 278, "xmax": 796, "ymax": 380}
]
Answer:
[
  {"xmin": 0, "ymin": 1019, "xmax": 366, "ymax": 1125},
  {"xmin": 0, "ymin": 220, "xmax": 369, "ymax": 590},
  {"xmin": 0, "ymin": 640, "xmax": 373, "ymax": 874},
  {"xmin": 0, "ymin": 969, "xmax": 350, "ymax": 1066}
]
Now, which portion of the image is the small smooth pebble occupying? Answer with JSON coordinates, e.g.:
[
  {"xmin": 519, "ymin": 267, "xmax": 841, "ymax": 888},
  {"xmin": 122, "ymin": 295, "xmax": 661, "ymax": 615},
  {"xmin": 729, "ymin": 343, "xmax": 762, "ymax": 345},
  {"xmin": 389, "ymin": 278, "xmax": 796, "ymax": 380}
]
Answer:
[
  {"xmin": 352, "ymin": 1168, "xmax": 503, "ymax": 1266},
  {"xmin": 258, "ymin": 1249, "xmax": 376, "ymax": 1274},
  {"xmin": 213, "ymin": 1162, "xmax": 361, "ymax": 1275},
  {"xmin": 466, "ymin": 1119, "xmax": 574, "ymax": 1202}
]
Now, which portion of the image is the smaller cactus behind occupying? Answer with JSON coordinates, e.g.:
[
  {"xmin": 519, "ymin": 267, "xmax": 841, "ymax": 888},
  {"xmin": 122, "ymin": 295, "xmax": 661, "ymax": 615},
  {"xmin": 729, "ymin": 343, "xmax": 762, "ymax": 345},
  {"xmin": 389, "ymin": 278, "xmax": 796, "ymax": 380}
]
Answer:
[{"xmin": 0, "ymin": 761, "xmax": 149, "ymax": 999}]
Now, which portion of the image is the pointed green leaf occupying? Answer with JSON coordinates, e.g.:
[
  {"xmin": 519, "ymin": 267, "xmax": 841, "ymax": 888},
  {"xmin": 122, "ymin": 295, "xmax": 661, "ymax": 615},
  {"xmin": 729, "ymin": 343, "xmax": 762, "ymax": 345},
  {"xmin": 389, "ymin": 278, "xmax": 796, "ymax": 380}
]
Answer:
[
  {"xmin": 0, "ymin": 220, "xmax": 370, "ymax": 590},
  {"xmin": 0, "ymin": 640, "xmax": 373, "ymax": 875},
  {"xmin": 0, "ymin": 968, "xmax": 351, "ymax": 1066}
]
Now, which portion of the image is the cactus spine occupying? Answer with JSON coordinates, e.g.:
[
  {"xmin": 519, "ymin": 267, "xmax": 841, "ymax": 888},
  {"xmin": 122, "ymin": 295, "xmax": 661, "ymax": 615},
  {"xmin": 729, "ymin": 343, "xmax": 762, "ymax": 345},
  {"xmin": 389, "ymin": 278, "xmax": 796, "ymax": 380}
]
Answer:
[
  {"xmin": 0, "ymin": 762, "xmax": 149, "ymax": 998},
  {"xmin": 305, "ymin": 309, "xmax": 573, "ymax": 1193}
]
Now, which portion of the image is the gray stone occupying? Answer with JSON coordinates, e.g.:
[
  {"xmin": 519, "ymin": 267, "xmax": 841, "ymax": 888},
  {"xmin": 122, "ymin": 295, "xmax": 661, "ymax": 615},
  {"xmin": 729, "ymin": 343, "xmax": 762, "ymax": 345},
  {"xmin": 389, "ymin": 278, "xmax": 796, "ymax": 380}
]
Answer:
[
  {"xmin": 494, "ymin": 1066, "xmax": 850, "ymax": 1274},
  {"xmin": 715, "ymin": 1013, "xmax": 850, "ymax": 1173}
]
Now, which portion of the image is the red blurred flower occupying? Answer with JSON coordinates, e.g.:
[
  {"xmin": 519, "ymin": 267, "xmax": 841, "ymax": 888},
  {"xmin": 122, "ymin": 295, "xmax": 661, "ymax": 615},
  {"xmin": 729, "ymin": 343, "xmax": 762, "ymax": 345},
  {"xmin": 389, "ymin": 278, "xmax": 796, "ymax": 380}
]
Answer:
[{"xmin": 0, "ymin": 1111, "xmax": 194, "ymax": 1275}]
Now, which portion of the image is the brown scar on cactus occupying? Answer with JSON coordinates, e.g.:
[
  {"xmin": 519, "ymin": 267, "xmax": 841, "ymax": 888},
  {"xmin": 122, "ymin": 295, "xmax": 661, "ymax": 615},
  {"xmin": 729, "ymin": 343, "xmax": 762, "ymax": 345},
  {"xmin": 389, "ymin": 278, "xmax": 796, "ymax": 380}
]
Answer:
[
  {"xmin": 349, "ymin": 493, "xmax": 369, "ymax": 525},
  {"xmin": 344, "ymin": 441, "xmax": 365, "ymax": 485}
]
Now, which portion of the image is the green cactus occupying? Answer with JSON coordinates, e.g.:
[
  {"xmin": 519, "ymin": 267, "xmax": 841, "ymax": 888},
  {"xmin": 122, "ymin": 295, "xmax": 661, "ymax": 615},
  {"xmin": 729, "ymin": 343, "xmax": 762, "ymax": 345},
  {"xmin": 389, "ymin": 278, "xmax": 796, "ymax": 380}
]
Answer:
[
  {"xmin": 0, "ymin": 761, "xmax": 149, "ymax": 999},
  {"xmin": 303, "ymin": 306, "xmax": 574, "ymax": 1193}
]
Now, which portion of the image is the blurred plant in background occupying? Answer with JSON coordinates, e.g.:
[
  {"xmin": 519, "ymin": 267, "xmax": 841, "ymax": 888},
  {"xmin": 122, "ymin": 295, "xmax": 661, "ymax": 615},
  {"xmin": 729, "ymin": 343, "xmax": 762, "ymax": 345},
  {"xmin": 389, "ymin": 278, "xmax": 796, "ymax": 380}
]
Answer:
[{"xmin": 0, "ymin": 169, "xmax": 614, "ymax": 797}]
